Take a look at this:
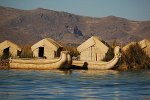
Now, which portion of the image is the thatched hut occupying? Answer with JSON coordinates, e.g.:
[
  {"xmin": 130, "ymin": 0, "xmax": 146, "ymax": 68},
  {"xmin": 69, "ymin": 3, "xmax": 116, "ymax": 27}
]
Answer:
[
  {"xmin": 139, "ymin": 39, "xmax": 150, "ymax": 57},
  {"xmin": 122, "ymin": 39, "xmax": 150, "ymax": 57},
  {"xmin": 77, "ymin": 36, "xmax": 109, "ymax": 61},
  {"xmin": 0, "ymin": 40, "xmax": 21, "ymax": 58},
  {"xmin": 31, "ymin": 38, "xmax": 63, "ymax": 59}
]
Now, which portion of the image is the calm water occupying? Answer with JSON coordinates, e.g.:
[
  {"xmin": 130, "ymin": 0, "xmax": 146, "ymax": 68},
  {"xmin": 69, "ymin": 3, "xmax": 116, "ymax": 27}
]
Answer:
[{"xmin": 0, "ymin": 70, "xmax": 150, "ymax": 100}]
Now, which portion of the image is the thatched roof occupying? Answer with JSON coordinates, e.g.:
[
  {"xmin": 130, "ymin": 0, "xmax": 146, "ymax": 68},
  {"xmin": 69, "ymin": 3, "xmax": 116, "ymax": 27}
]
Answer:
[
  {"xmin": 122, "ymin": 42, "xmax": 136, "ymax": 51},
  {"xmin": 0, "ymin": 40, "xmax": 21, "ymax": 51},
  {"xmin": 77, "ymin": 36, "xmax": 109, "ymax": 52},
  {"xmin": 122, "ymin": 39, "xmax": 150, "ymax": 51},
  {"xmin": 138, "ymin": 39, "xmax": 150, "ymax": 49},
  {"xmin": 31, "ymin": 38, "xmax": 63, "ymax": 51}
]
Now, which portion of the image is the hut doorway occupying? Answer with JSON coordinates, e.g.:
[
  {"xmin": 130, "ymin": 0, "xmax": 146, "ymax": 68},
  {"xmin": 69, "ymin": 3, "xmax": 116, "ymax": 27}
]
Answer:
[
  {"xmin": 3, "ymin": 47, "xmax": 10, "ymax": 59},
  {"xmin": 38, "ymin": 47, "xmax": 44, "ymax": 57}
]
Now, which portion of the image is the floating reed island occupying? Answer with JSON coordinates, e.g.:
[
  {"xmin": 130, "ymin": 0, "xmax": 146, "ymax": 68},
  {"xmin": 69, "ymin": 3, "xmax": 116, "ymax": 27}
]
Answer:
[{"xmin": 0, "ymin": 36, "xmax": 150, "ymax": 70}]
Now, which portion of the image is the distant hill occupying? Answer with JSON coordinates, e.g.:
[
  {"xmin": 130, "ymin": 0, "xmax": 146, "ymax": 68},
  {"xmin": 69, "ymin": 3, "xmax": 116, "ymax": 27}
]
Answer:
[{"xmin": 0, "ymin": 6, "xmax": 150, "ymax": 46}]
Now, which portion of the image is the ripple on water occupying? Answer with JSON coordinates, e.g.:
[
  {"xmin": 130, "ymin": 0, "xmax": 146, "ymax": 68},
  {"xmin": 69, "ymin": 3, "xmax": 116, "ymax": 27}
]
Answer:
[{"xmin": 0, "ymin": 69, "xmax": 150, "ymax": 100}]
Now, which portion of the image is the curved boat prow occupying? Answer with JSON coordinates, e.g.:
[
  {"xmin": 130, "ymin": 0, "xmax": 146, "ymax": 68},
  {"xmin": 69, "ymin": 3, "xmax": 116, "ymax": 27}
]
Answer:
[
  {"xmin": 114, "ymin": 46, "xmax": 121, "ymax": 58},
  {"xmin": 67, "ymin": 53, "xmax": 72, "ymax": 66},
  {"xmin": 59, "ymin": 51, "xmax": 72, "ymax": 69}
]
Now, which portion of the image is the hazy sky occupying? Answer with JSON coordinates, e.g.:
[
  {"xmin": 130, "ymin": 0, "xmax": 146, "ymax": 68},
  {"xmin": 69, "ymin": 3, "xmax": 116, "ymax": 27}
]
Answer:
[{"xmin": 0, "ymin": 0, "xmax": 150, "ymax": 21}]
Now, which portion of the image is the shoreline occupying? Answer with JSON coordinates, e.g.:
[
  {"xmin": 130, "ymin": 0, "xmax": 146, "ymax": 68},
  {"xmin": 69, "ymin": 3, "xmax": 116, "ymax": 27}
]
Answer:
[{"xmin": 0, "ymin": 61, "xmax": 149, "ymax": 71}]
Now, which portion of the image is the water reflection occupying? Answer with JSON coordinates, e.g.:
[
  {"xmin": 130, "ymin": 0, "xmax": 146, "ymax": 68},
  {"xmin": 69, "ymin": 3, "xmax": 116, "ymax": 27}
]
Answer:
[
  {"xmin": 0, "ymin": 70, "xmax": 150, "ymax": 100},
  {"xmin": 78, "ymin": 70, "xmax": 119, "ymax": 75}
]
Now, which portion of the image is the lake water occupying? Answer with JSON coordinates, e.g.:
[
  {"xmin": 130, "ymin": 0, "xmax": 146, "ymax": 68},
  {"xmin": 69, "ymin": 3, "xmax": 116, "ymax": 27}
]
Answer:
[{"xmin": 0, "ymin": 70, "xmax": 150, "ymax": 100}]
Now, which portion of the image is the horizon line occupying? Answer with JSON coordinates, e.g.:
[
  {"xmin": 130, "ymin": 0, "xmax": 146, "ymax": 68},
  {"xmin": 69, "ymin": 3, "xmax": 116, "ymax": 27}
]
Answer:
[{"xmin": 0, "ymin": 5, "xmax": 150, "ymax": 21}]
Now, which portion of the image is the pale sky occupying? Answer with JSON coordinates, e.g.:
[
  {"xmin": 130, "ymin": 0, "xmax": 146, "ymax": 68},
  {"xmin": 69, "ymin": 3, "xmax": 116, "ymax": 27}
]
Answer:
[{"xmin": 0, "ymin": 0, "xmax": 150, "ymax": 21}]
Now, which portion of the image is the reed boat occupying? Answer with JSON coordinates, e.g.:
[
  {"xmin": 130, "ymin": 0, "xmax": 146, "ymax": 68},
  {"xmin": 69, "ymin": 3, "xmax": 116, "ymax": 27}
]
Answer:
[
  {"xmin": 9, "ymin": 51, "xmax": 71, "ymax": 70},
  {"xmin": 72, "ymin": 46, "xmax": 121, "ymax": 70}
]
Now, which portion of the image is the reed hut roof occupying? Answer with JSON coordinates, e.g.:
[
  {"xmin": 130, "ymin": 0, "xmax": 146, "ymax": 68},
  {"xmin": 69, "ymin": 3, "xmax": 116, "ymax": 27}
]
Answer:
[
  {"xmin": 138, "ymin": 39, "xmax": 150, "ymax": 49},
  {"xmin": 0, "ymin": 40, "xmax": 21, "ymax": 51},
  {"xmin": 122, "ymin": 42, "xmax": 136, "ymax": 51},
  {"xmin": 77, "ymin": 36, "xmax": 108, "ymax": 52},
  {"xmin": 31, "ymin": 38, "xmax": 63, "ymax": 51},
  {"xmin": 122, "ymin": 39, "xmax": 150, "ymax": 51}
]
